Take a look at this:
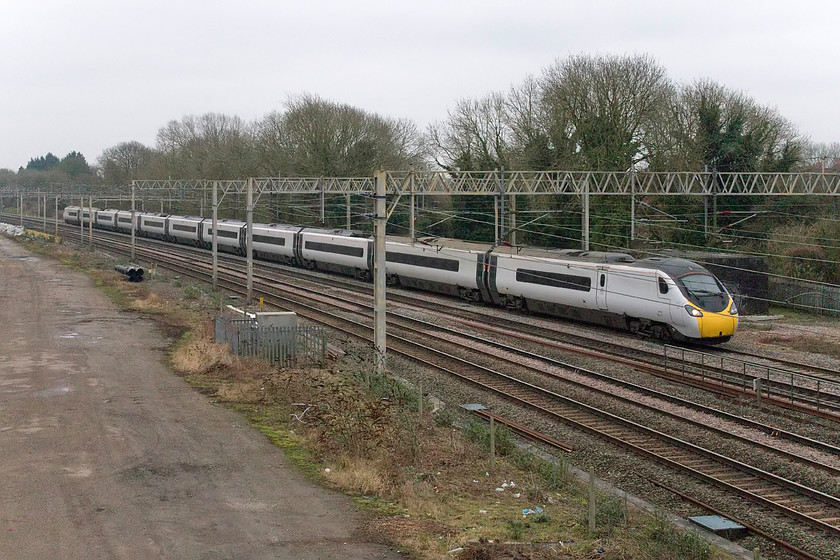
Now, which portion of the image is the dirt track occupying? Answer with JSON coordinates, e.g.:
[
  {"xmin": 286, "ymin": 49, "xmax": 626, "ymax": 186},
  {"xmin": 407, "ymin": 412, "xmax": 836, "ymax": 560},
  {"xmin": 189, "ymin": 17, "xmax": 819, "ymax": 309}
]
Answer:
[{"xmin": 0, "ymin": 236, "xmax": 401, "ymax": 559}]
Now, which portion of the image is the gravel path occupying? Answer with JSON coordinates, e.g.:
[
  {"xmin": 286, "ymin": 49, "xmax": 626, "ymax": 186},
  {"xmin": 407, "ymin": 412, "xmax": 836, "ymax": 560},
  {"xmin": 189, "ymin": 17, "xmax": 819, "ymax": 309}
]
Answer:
[{"xmin": 0, "ymin": 236, "xmax": 402, "ymax": 560}]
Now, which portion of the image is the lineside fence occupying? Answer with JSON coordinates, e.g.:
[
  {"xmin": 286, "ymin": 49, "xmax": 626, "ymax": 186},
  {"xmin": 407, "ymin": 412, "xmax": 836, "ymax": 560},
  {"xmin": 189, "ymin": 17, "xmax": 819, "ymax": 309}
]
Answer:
[
  {"xmin": 769, "ymin": 277, "xmax": 840, "ymax": 315},
  {"xmin": 663, "ymin": 345, "xmax": 840, "ymax": 411},
  {"xmin": 214, "ymin": 317, "xmax": 326, "ymax": 366}
]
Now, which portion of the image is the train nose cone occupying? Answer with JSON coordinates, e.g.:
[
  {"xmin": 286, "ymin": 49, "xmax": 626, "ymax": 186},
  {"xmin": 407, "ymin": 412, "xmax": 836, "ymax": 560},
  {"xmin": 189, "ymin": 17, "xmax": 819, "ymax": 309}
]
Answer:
[{"xmin": 699, "ymin": 313, "xmax": 738, "ymax": 339}]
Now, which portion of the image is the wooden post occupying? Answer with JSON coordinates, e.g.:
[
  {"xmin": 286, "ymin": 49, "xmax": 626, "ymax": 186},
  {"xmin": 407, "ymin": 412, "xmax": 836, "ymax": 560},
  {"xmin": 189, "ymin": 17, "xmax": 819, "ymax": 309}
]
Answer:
[
  {"xmin": 489, "ymin": 417, "xmax": 496, "ymax": 472},
  {"xmin": 418, "ymin": 380, "xmax": 423, "ymax": 419},
  {"xmin": 588, "ymin": 468, "xmax": 596, "ymax": 535}
]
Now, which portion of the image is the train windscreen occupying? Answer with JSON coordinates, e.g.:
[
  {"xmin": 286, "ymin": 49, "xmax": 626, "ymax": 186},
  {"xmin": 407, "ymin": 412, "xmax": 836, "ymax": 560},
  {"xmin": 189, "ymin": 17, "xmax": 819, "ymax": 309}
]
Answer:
[{"xmin": 677, "ymin": 274, "xmax": 728, "ymax": 312}]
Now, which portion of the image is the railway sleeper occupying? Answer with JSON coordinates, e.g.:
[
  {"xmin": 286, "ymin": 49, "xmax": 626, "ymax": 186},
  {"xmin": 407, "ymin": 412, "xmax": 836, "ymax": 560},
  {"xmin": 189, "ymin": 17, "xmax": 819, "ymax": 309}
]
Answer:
[
  {"xmin": 678, "ymin": 459, "xmax": 718, "ymax": 470},
  {"xmin": 801, "ymin": 509, "xmax": 837, "ymax": 518},
  {"xmin": 763, "ymin": 494, "xmax": 807, "ymax": 505},
  {"xmin": 721, "ymin": 476, "xmax": 764, "ymax": 486},
  {"xmin": 648, "ymin": 449, "xmax": 684, "ymax": 459}
]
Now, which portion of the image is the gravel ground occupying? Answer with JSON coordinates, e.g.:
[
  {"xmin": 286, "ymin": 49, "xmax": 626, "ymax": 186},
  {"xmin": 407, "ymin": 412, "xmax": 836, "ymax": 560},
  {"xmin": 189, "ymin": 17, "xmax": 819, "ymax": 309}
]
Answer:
[{"xmin": 357, "ymin": 290, "xmax": 840, "ymax": 560}]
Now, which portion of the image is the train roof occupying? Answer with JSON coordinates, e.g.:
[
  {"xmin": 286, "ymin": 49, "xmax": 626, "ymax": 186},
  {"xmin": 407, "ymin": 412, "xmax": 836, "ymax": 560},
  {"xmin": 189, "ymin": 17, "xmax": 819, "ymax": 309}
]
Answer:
[
  {"xmin": 634, "ymin": 256, "xmax": 713, "ymax": 277},
  {"xmin": 302, "ymin": 227, "xmax": 363, "ymax": 237},
  {"xmin": 167, "ymin": 214, "xmax": 205, "ymax": 220},
  {"xmin": 405, "ymin": 236, "xmax": 638, "ymax": 263},
  {"xmin": 497, "ymin": 246, "xmax": 636, "ymax": 263}
]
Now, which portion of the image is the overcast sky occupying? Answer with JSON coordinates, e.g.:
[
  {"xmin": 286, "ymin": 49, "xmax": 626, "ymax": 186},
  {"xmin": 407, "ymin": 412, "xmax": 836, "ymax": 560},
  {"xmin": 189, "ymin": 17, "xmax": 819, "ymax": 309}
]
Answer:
[{"xmin": 1, "ymin": 0, "xmax": 838, "ymax": 171}]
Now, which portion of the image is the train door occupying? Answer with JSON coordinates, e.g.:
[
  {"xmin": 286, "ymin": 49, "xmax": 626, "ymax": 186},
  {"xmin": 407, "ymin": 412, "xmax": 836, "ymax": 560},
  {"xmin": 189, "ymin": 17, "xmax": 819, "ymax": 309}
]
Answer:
[
  {"xmin": 595, "ymin": 267, "xmax": 608, "ymax": 310},
  {"xmin": 658, "ymin": 275, "xmax": 686, "ymax": 326}
]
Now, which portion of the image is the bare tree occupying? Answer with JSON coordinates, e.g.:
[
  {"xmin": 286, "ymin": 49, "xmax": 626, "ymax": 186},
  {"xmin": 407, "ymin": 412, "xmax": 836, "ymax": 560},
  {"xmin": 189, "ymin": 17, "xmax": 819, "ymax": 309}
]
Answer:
[
  {"xmin": 541, "ymin": 53, "xmax": 673, "ymax": 170},
  {"xmin": 253, "ymin": 93, "xmax": 423, "ymax": 176},
  {"xmin": 799, "ymin": 140, "xmax": 840, "ymax": 171},
  {"xmin": 427, "ymin": 92, "xmax": 511, "ymax": 172},
  {"xmin": 155, "ymin": 113, "xmax": 256, "ymax": 179},
  {"xmin": 98, "ymin": 141, "xmax": 158, "ymax": 184}
]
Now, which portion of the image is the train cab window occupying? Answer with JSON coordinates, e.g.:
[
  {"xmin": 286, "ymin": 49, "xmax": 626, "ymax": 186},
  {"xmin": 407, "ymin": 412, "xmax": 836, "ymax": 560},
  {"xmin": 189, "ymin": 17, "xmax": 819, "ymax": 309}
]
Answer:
[{"xmin": 658, "ymin": 277, "xmax": 669, "ymax": 294}]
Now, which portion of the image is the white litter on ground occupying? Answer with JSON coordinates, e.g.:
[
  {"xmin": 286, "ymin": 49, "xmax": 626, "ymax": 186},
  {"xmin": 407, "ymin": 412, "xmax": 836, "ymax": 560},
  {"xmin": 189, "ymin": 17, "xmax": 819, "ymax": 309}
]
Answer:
[{"xmin": 0, "ymin": 223, "xmax": 25, "ymax": 236}]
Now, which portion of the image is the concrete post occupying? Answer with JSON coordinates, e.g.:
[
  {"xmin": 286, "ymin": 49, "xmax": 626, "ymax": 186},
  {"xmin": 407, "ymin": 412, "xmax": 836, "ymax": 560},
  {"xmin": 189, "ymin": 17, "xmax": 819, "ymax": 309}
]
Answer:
[
  {"xmin": 409, "ymin": 171, "xmax": 415, "ymax": 240},
  {"xmin": 212, "ymin": 181, "xmax": 219, "ymax": 291},
  {"xmin": 582, "ymin": 175, "xmax": 590, "ymax": 250},
  {"xmin": 373, "ymin": 171, "xmax": 387, "ymax": 377},
  {"xmin": 131, "ymin": 184, "xmax": 136, "ymax": 261},
  {"xmin": 246, "ymin": 177, "xmax": 254, "ymax": 305}
]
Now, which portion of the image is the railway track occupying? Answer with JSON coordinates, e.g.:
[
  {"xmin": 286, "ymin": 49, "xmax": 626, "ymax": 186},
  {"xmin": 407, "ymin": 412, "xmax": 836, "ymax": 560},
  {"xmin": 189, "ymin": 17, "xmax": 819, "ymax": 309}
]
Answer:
[{"xmin": 11, "ymin": 215, "xmax": 840, "ymax": 558}]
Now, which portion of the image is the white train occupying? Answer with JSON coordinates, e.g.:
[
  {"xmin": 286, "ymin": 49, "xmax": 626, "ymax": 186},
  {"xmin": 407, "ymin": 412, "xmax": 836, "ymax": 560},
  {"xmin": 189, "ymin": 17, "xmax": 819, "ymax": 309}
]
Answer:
[{"xmin": 63, "ymin": 206, "xmax": 739, "ymax": 343}]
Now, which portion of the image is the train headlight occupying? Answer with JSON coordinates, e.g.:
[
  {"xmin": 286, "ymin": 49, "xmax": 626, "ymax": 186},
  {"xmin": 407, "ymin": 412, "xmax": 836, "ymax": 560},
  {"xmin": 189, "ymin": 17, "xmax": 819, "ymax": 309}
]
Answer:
[
  {"xmin": 729, "ymin": 302, "xmax": 738, "ymax": 315},
  {"xmin": 684, "ymin": 305, "xmax": 703, "ymax": 317}
]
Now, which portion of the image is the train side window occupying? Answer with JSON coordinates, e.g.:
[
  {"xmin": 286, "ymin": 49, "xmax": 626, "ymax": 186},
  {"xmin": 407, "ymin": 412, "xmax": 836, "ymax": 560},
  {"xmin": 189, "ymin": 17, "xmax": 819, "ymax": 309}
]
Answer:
[
  {"xmin": 599, "ymin": 274, "xmax": 605, "ymax": 287},
  {"xmin": 658, "ymin": 277, "xmax": 668, "ymax": 294}
]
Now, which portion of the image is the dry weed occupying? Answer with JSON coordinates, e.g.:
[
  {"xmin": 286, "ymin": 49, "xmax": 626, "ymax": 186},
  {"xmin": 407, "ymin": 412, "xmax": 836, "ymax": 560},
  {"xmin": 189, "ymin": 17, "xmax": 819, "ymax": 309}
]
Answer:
[
  {"xmin": 216, "ymin": 381, "xmax": 265, "ymax": 403},
  {"xmin": 130, "ymin": 291, "xmax": 169, "ymax": 313},
  {"xmin": 170, "ymin": 337, "xmax": 233, "ymax": 375},
  {"xmin": 326, "ymin": 458, "xmax": 390, "ymax": 496}
]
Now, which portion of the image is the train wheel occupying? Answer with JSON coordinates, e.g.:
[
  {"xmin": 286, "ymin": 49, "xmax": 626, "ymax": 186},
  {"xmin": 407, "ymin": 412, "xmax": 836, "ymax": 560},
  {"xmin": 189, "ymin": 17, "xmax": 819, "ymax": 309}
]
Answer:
[{"xmin": 652, "ymin": 325, "xmax": 672, "ymax": 341}]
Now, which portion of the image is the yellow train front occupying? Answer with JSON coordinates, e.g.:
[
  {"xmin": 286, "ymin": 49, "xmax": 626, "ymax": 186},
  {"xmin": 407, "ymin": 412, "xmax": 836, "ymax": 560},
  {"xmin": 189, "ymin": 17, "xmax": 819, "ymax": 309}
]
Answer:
[{"xmin": 651, "ymin": 257, "xmax": 739, "ymax": 343}]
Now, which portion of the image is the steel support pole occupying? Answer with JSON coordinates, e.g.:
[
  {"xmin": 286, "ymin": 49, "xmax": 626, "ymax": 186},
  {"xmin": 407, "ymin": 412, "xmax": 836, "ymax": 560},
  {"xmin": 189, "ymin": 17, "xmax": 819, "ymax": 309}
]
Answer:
[
  {"xmin": 630, "ymin": 175, "xmax": 635, "ymax": 241},
  {"xmin": 409, "ymin": 171, "xmax": 415, "ymax": 240},
  {"xmin": 246, "ymin": 177, "xmax": 254, "ymax": 306},
  {"xmin": 712, "ymin": 193, "xmax": 717, "ymax": 233},
  {"xmin": 42, "ymin": 194, "xmax": 46, "ymax": 231},
  {"xmin": 373, "ymin": 171, "xmax": 387, "ymax": 377},
  {"xmin": 19, "ymin": 193, "xmax": 23, "ymax": 226},
  {"xmin": 582, "ymin": 176, "xmax": 590, "ymax": 250},
  {"xmin": 319, "ymin": 178, "xmax": 325, "ymax": 225},
  {"xmin": 54, "ymin": 197, "xmax": 58, "ymax": 238},
  {"xmin": 510, "ymin": 194, "xmax": 516, "ymax": 246},
  {"xmin": 212, "ymin": 181, "xmax": 218, "ymax": 291},
  {"xmin": 346, "ymin": 194, "xmax": 351, "ymax": 230},
  {"xmin": 80, "ymin": 195, "xmax": 84, "ymax": 242},
  {"xmin": 131, "ymin": 185, "xmax": 136, "ymax": 261},
  {"xmin": 499, "ymin": 166, "xmax": 505, "ymax": 242},
  {"xmin": 494, "ymin": 196, "xmax": 499, "ymax": 245},
  {"xmin": 88, "ymin": 198, "xmax": 93, "ymax": 245}
]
